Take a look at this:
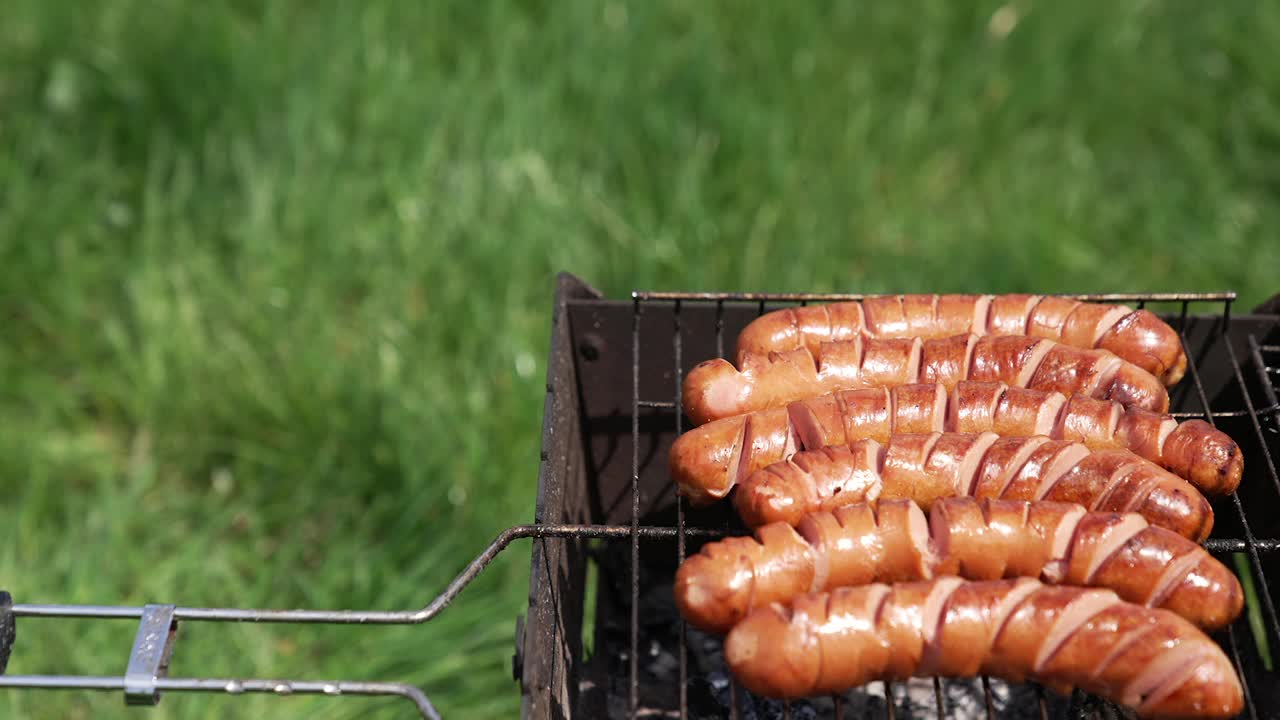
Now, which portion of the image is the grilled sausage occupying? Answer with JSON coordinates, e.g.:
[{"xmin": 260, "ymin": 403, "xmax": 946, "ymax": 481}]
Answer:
[
  {"xmin": 683, "ymin": 334, "xmax": 1168, "ymax": 426},
  {"xmin": 735, "ymin": 295, "xmax": 1187, "ymax": 386},
  {"xmin": 674, "ymin": 497, "xmax": 1241, "ymax": 634},
  {"xmin": 731, "ymin": 432, "xmax": 1214, "ymax": 541},
  {"xmin": 724, "ymin": 578, "xmax": 1242, "ymax": 719},
  {"xmin": 669, "ymin": 382, "xmax": 1240, "ymax": 505}
]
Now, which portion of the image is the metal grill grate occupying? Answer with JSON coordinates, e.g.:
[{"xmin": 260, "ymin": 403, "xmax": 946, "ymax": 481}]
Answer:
[
  {"xmin": 1, "ymin": 278, "xmax": 1277, "ymax": 720},
  {"xmin": 597, "ymin": 286, "xmax": 1279, "ymax": 720}
]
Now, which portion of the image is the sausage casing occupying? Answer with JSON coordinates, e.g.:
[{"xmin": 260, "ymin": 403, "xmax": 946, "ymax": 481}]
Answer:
[
  {"xmin": 734, "ymin": 295, "xmax": 1187, "ymax": 386},
  {"xmin": 674, "ymin": 497, "xmax": 1241, "ymax": 633},
  {"xmin": 683, "ymin": 334, "xmax": 1168, "ymax": 425},
  {"xmin": 670, "ymin": 381, "xmax": 1239, "ymax": 505},
  {"xmin": 731, "ymin": 432, "xmax": 1214, "ymax": 541},
  {"xmin": 724, "ymin": 578, "xmax": 1242, "ymax": 719}
]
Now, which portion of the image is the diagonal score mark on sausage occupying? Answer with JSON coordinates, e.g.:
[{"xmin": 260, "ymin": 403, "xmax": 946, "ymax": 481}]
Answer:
[{"xmin": 986, "ymin": 294, "xmax": 1039, "ymax": 336}]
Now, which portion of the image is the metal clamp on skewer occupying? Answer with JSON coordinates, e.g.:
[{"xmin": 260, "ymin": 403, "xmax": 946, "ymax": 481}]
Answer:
[{"xmin": 123, "ymin": 604, "xmax": 177, "ymax": 705}]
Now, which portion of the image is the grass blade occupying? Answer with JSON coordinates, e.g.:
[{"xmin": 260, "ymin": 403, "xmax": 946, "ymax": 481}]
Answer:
[{"xmin": 1234, "ymin": 552, "xmax": 1273, "ymax": 672}]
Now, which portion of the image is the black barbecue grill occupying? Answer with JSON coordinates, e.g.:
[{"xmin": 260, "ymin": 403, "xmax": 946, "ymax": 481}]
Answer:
[{"xmin": 1, "ymin": 273, "xmax": 1278, "ymax": 720}]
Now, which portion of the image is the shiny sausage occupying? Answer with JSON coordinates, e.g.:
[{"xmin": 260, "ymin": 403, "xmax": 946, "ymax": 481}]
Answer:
[
  {"xmin": 734, "ymin": 295, "xmax": 1186, "ymax": 386},
  {"xmin": 683, "ymin": 334, "xmax": 1168, "ymax": 425},
  {"xmin": 731, "ymin": 432, "xmax": 1214, "ymax": 541},
  {"xmin": 724, "ymin": 578, "xmax": 1242, "ymax": 719},
  {"xmin": 669, "ymin": 382, "xmax": 1239, "ymax": 505},
  {"xmin": 674, "ymin": 497, "xmax": 1241, "ymax": 633}
]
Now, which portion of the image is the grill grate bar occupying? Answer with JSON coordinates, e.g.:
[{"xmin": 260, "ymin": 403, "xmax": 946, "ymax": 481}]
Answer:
[
  {"xmin": 1249, "ymin": 336, "xmax": 1280, "ymax": 422},
  {"xmin": 1034, "ymin": 684, "xmax": 1049, "ymax": 720},
  {"xmin": 715, "ymin": 300, "xmax": 726, "ymax": 359},
  {"xmin": 980, "ymin": 676, "xmax": 995, "ymax": 720},
  {"xmin": 1203, "ymin": 538, "xmax": 1280, "ymax": 553},
  {"xmin": 630, "ymin": 299, "xmax": 642, "ymax": 719},
  {"xmin": 715, "ymin": 299, "xmax": 744, "ymax": 720},
  {"xmin": 636, "ymin": 400, "xmax": 676, "ymax": 409},
  {"xmin": 633, "ymin": 291, "xmax": 1238, "ymax": 304},
  {"xmin": 673, "ymin": 300, "xmax": 689, "ymax": 720},
  {"xmin": 1225, "ymin": 624, "xmax": 1259, "ymax": 720}
]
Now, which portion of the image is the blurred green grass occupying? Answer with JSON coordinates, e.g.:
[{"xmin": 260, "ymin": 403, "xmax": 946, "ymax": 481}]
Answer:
[{"xmin": 1, "ymin": 1, "xmax": 1278, "ymax": 717}]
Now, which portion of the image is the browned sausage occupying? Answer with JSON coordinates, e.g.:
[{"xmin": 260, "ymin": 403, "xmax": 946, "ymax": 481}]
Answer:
[
  {"xmin": 724, "ymin": 578, "xmax": 1242, "ymax": 718},
  {"xmin": 674, "ymin": 498, "xmax": 1241, "ymax": 634},
  {"xmin": 683, "ymin": 334, "xmax": 1168, "ymax": 425},
  {"xmin": 734, "ymin": 295, "xmax": 1187, "ymax": 386},
  {"xmin": 669, "ymin": 382, "xmax": 1239, "ymax": 505},
  {"xmin": 731, "ymin": 433, "xmax": 1214, "ymax": 541}
]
